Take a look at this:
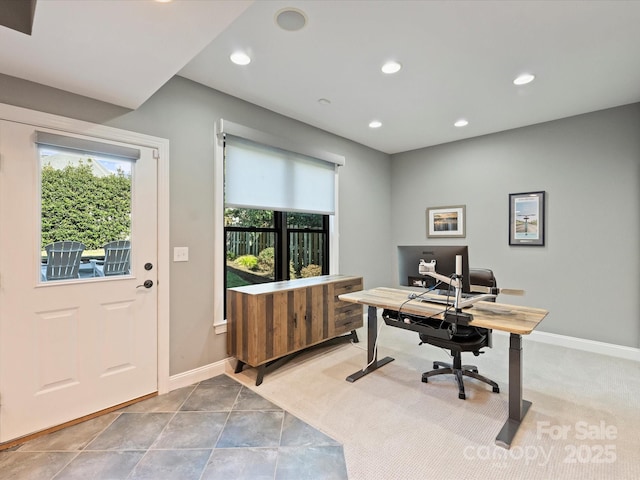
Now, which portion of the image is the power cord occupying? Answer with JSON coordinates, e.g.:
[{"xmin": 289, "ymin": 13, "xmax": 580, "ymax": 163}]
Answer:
[{"xmin": 361, "ymin": 318, "xmax": 386, "ymax": 372}]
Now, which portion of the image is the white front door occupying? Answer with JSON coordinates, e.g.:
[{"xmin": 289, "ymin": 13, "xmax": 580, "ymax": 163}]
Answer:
[{"xmin": 0, "ymin": 120, "xmax": 158, "ymax": 442}]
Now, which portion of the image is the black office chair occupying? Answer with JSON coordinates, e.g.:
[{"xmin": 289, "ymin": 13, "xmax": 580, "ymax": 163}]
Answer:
[{"xmin": 419, "ymin": 268, "xmax": 500, "ymax": 400}]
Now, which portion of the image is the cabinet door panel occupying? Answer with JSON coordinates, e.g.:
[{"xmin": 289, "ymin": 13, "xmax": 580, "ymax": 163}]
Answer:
[
  {"xmin": 226, "ymin": 290, "xmax": 244, "ymax": 359},
  {"xmin": 306, "ymin": 285, "xmax": 325, "ymax": 346},
  {"xmin": 270, "ymin": 291, "xmax": 289, "ymax": 360},
  {"xmin": 292, "ymin": 289, "xmax": 307, "ymax": 351},
  {"xmin": 248, "ymin": 296, "xmax": 263, "ymax": 365}
]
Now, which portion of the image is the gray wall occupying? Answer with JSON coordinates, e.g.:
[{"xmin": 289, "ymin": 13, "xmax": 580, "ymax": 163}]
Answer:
[
  {"xmin": 0, "ymin": 74, "xmax": 391, "ymax": 376},
  {"xmin": 390, "ymin": 103, "xmax": 640, "ymax": 347},
  {"xmin": 3, "ymin": 71, "xmax": 637, "ymax": 368}
]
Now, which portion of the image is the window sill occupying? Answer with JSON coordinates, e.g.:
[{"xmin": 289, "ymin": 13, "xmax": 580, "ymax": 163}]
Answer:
[{"xmin": 214, "ymin": 320, "xmax": 227, "ymax": 335}]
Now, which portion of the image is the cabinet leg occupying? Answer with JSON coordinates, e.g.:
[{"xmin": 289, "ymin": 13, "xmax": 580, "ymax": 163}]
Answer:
[
  {"xmin": 350, "ymin": 330, "xmax": 359, "ymax": 343},
  {"xmin": 256, "ymin": 365, "xmax": 266, "ymax": 386},
  {"xmin": 234, "ymin": 360, "xmax": 245, "ymax": 374}
]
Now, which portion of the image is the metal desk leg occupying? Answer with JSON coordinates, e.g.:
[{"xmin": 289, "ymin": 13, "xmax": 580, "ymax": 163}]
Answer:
[
  {"xmin": 346, "ymin": 305, "xmax": 394, "ymax": 382},
  {"xmin": 495, "ymin": 333, "xmax": 532, "ymax": 449}
]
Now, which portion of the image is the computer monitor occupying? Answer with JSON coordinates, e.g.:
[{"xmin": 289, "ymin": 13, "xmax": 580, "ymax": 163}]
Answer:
[{"xmin": 397, "ymin": 245, "xmax": 471, "ymax": 293}]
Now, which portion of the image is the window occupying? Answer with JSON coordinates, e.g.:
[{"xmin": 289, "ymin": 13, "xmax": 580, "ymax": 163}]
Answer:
[
  {"xmin": 214, "ymin": 119, "xmax": 343, "ymax": 324},
  {"xmin": 225, "ymin": 208, "xmax": 328, "ymax": 289},
  {"xmin": 37, "ymin": 132, "xmax": 136, "ymax": 282}
]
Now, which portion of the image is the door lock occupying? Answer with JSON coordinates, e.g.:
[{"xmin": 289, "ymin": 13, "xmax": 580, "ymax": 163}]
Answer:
[{"xmin": 136, "ymin": 280, "xmax": 153, "ymax": 289}]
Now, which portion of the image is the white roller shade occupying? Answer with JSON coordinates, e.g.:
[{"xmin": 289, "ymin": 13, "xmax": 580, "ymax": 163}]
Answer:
[
  {"xmin": 225, "ymin": 135, "xmax": 336, "ymax": 214},
  {"xmin": 36, "ymin": 131, "xmax": 140, "ymax": 160}
]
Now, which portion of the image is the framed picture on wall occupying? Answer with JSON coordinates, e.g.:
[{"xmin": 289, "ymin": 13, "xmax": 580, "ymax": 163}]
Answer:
[
  {"xmin": 509, "ymin": 191, "xmax": 545, "ymax": 246},
  {"xmin": 427, "ymin": 205, "xmax": 466, "ymax": 238}
]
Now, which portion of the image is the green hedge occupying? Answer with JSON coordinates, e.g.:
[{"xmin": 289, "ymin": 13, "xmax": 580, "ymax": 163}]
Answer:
[{"xmin": 41, "ymin": 162, "xmax": 131, "ymax": 250}]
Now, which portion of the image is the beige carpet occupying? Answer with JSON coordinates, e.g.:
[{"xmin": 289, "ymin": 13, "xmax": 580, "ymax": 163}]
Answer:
[{"xmin": 227, "ymin": 322, "xmax": 640, "ymax": 480}]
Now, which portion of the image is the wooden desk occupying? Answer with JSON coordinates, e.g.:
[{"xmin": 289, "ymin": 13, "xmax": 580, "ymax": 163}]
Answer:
[{"xmin": 339, "ymin": 287, "xmax": 548, "ymax": 449}]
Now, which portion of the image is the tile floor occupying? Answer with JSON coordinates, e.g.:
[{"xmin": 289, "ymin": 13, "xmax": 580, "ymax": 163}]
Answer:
[{"xmin": 0, "ymin": 375, "xmax": 348, "ymax": 480}]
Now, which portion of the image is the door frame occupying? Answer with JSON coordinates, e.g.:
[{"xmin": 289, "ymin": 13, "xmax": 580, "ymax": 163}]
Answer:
[{"xmin": 0, "ymin": 102, "xmax": 170, "ymax": 395}]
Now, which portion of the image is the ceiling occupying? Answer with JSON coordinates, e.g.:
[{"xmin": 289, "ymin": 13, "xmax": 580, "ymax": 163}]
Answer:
[
  {"xmin": 2, "ymin": 1, "xmax": 640, "ymax": 154},
  {"xmin": 0, "ymin": 0, "xmax": 252, "ymax": 108}
]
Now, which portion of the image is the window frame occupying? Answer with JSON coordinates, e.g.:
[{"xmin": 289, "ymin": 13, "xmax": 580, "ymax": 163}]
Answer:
[
  {"xmin": 37, "ymin": 142, "xmax": 134, "ymax": 283},
  {"xmin": 213, "ymin": 119, "xmax": 341, "ymax": 330}
]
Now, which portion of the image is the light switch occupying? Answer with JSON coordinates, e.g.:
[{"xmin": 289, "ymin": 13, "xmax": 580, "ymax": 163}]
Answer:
[{"xmin": 173, "ymin": 247, "xmax": 189, "ymax": 262}]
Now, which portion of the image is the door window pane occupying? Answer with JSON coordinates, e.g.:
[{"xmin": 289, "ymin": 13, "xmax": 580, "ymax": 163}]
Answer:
[{"xmin": 39, "ymin": 147, "xmax": 132, "ymax": 281}]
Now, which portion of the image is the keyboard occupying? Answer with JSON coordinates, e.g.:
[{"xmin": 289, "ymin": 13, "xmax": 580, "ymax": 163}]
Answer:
[
  {"xmin": 419, "ymin": 296, "xmax": 465, "ymax": 306},
  {"xmin": 412, "ymin": 291, "xmax": 493, "ymax": 308},
  {"xmin": 431, "ymin": 289, "xmax": 476, "ymax": 299}
]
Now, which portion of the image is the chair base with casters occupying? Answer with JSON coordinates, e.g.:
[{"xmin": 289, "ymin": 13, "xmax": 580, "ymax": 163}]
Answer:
[
  {"xmin": 419, "ymin": 267, "xmax": 501, "ymax": 400},
  {"xmin": 381, "ymin": 308, "xmax": 500, "ymax": 400},
  {"xmin": 420, "ymin": 333, "xmax": 500, "ymax": 400}
]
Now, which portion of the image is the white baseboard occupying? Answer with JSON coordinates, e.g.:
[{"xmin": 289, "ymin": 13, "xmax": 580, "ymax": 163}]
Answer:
[
  {"xmin": 168, "ymin": 358, "xmax": 231, "ymax": 391},
  {"xmin": 492, "ymin": 329, "xmax": 640, "ymax": 362}
]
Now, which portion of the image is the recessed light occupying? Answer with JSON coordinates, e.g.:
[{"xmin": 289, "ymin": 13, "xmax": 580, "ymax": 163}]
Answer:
[
  {"xmin": 369, "ymin": 121, "xmax": 382, "ymax": 129},
  {"xmin": 318, "ymin": 98, "xmax": 331, "ymax": 106},
  {"xmin": 454, "ymin": 119, "xmax": 469, "ymax": 128},
  {"xmin": 275, "ymin": 8, "xmax": 307, "ymax": 31},
  {"xmin": 513, "ymin": 73, "xmax": 535, "ymax": 85},
  {"xmin": 381, "ymin": 61, "xmax": 402, "ymax": 74},
  {"xmin": 230, "ymin": 52, "xmax": 251, "ymax": 66}
]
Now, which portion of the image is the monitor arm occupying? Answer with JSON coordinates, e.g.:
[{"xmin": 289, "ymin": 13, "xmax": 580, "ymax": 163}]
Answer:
[
  {"xmin": 418, "ymin": 258, "xmax": 463, "ymax": 310},
  {"xmin": 417, "ymin": 257, "xmax": 498, "ymax": 326}
]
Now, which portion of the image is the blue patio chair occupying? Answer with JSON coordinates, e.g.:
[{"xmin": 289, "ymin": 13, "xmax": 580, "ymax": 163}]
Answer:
[
  {"xmin": 93, "ymin": 240, "xmax": 131, "ymax": 277},
  {"xmin": 43, "ymin": 241, "xmax": 86, "ymax": 281}
]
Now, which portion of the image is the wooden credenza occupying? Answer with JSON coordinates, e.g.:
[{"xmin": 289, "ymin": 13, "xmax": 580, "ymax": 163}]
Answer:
[{"xmin": 227, "ymin": 275, "xmax": 363, "ymax": 384}]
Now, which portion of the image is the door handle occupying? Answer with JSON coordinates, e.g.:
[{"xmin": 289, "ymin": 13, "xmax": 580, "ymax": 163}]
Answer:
[{"xmin": 136, "ymin": 280, "xmax": 153, "ymax": 289}]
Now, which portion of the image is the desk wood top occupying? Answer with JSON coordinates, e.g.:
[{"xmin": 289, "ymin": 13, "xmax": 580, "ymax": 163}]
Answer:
[{"xmin": 338, "ymin": 287, "xmax": 548, "ymax": 335}]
